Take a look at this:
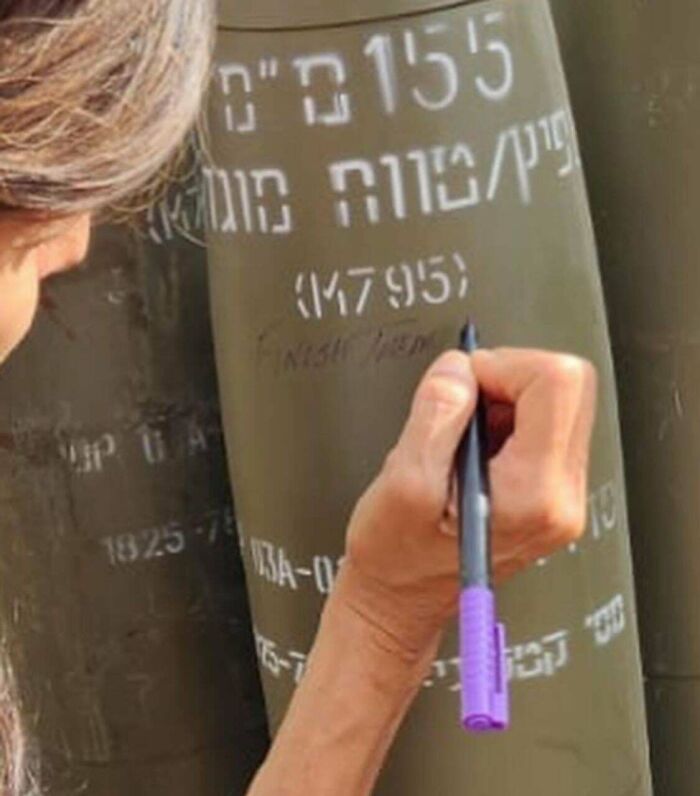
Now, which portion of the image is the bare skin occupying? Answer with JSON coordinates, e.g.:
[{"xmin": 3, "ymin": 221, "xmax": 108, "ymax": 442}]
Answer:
[{"xmin": 249, "ymin": 347, "xmax": 597, "ymax": 795}]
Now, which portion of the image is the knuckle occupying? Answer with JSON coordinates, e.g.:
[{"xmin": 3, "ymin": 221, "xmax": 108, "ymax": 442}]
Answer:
[
  {"xmin": 542, "ymin": 354, "xmax": 594, "ymax": 393},
  {"xmin": 381, "ymin": 449, "xmax": 438, "ymax": 515},
  {"xmin": 419, "ymin": 373, "xmax": 471, "ymax": 410},
  {"xmin": 382, "ymin": 446, "xmax": 402, "ymax": 477},
  {"xmin": 581, "ymin": 358, "xmax": 598, "ymax": 389},
  {"xmin": 554, "ymin": 504, "xmax": 586, "ymax": 544},
  {"xmin": 525, "ymin": 491, "xmax": 583, "ymax": 543}
]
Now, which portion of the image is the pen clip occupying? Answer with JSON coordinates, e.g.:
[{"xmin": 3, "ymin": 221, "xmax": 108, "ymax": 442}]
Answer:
[
  {"xmin": 460, "ymin": 587, "xmax": 510, "ymax": 732},
  {"xmin": 491, "ymin": 621, "xmax": 509, "ymax": 728}
]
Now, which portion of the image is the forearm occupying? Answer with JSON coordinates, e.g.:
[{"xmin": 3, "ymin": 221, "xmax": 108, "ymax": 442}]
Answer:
[{"xmin": 248, "ymin": 567, "xmax": 441, "ymax": 796}]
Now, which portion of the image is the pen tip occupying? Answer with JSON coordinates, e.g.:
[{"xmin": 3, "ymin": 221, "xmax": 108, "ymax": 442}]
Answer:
[{"xmin": 460, "ymin": 321, "xmax": 479, "ymax": 353}]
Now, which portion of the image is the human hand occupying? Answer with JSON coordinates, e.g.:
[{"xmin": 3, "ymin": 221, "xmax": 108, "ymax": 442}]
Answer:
[{"xmin": 335, "ymin": 347, "xmax": 597, "ymax": 658}]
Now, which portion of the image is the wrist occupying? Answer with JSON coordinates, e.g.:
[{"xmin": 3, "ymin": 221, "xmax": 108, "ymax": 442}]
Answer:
[
  {"xmin": 251, "ymin": 568, "xmax": 441, "ymax": 796},
  {"xmin": 331, "ymin": 559, "xmax": 448, "ymax": 665}
]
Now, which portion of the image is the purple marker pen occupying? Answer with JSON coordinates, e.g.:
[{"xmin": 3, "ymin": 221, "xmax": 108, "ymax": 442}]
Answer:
[{"xmin": 457, "ymin": 322, "xmax": 509, "ymax": 732}]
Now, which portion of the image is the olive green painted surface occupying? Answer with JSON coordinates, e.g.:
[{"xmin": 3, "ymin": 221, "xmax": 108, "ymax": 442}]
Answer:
[
  {"xmin": 551, "ymin": 2, "xmax": 700, "ymax": 793},
  {"xmin": 645, "ymin": 680, "xmax": 700, "ymax": 796},
  {"xmin": 220, "ymin": 0, "xmax": 464, "ymax": 31},
  {"xmin": 0, "ymin": 213, "xmax": 268, "ymax": 793},
  {"xmin": 208, "ymin": 0, "xmax": 651, "ymax": 792}
]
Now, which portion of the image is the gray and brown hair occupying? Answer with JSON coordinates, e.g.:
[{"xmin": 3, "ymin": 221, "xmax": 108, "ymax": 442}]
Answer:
[{"xmin": 0, "ymin": 0, "xmax": 215, "ymax": 216}]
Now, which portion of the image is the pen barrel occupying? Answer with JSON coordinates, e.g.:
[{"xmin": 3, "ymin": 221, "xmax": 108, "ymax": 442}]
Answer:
[
  {"xmin": 460, "ymin": 587, "xmax": 509, "ymax": 732},
  {"xmin": 457, "ymin": 395, "xmax": 490, "ymax": 588},
  {"xmin": 458, "ymin": 468, "xmax": 490, "ymax": 588}
]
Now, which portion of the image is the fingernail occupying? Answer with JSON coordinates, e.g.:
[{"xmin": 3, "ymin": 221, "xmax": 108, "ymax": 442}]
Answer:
[
  {"xmin": 426, "ymin": 376, "xmax": 472, "ymax": 406},
  {"xmin": 419, "ymin": 352, "xmax": 474, "ymax": 409},
  {"xmin": 430, "ymin": 350, "xmax": 473, "ymax": 382}
]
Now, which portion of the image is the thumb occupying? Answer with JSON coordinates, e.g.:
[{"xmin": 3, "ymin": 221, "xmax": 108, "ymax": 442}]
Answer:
[{"xmin": 393, "ymin": 351, "xmax": 477, "ymax": 488}]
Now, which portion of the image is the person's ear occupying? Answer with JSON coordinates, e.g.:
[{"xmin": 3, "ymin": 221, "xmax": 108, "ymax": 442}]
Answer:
[{"xmin": 34, "ymin": 213, "xmax": 91, "ymax": 280}]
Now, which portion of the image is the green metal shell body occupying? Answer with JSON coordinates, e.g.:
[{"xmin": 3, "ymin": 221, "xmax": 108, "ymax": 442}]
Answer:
[
  {"xmin": 219, "ymin": 0, "xmax": 464, "ymax": 31},
  {"xmin": 552, "ymin": 2, "xmax": 700, "ymax": 793},
  {"xmin": 207, "ymin": 1, "xmax": 652, "ymax": 793}
]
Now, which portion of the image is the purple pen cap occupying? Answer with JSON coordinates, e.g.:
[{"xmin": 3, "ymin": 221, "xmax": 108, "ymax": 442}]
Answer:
[{"xmin": 460, "ymin": 586, "xmax": 509, "ymax": 732}]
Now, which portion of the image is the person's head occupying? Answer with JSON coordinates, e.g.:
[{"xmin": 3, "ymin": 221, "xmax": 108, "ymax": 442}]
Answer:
[{"xmin": 0, "ymin": 0, "xmax": 214, "ymax": 365}]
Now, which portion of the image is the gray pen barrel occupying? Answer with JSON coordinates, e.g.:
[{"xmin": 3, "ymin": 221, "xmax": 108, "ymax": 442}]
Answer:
[
  {"xmin": 552, "ymin": 1, "xmax": 700, "ymax": 792},
  {"xmin": 206, "ymin": 0, "xmax": 652, "ymax": 793},
  {"xmin": 458, "ymin": 405, "xmax": 491, "ymax": 588},
  {"xmin": 0, "ymin": 194, "xmax": 268, "ymax": 793}
]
